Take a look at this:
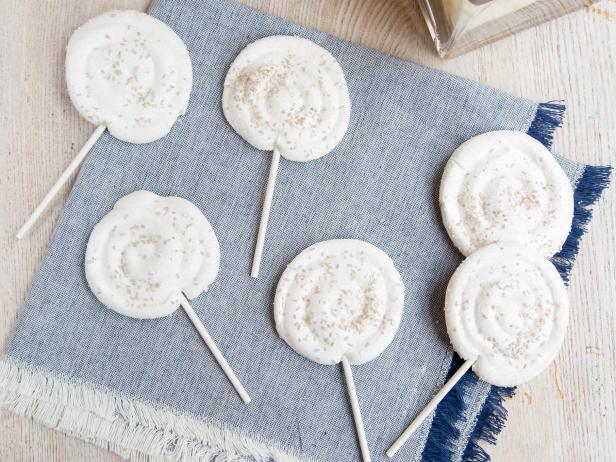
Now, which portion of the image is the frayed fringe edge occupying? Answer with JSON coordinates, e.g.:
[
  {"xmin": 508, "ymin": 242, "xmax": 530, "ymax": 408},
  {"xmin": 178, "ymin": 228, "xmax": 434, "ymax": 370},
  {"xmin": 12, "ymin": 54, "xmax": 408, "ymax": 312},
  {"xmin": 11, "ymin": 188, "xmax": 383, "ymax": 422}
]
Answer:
[
  {"xmin": 551, "ymin": 164, "xmax": 613, "ymax": 285},
  {"xmin": 420, "ymin": 354, "xmax": 474, "ymax": 462},
  {"xmin": 0, "ymin": 358, "xmax": 313, "ymax": 462},
  {"xmin": 460, "ymin": 385, "xmax": 516, "ymax": 462},
  {"xmin": 527, "ymin": 101, "xmax": 566, "ymax": 149}
]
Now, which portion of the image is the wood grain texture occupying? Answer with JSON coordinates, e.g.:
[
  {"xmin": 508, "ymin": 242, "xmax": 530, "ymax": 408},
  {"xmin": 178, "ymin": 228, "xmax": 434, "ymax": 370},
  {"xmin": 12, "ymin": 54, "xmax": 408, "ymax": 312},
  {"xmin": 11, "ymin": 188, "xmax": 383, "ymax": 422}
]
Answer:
[{"xmin": 0, "ymin": 0, "xmax": 614, "ymax": 461}]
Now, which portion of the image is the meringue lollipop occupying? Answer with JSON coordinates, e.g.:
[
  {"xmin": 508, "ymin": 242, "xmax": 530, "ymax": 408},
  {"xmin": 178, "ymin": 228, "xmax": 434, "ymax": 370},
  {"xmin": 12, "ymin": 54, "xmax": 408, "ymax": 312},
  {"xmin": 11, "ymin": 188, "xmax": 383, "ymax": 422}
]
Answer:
[
  {"xmin": 17, "ymin": 10, "xmax": 192, "ymax": 239},
  {"xmin": 275, "ymin": 239, "xmax": 404, "ymax": 462},
  {"xmin": 387, "ymin": 243, "xmax": 568, "ymax": 457},
  {"xmin": 223, "ymin": 36, "xmax": 351, "ymax": 277},
  {"xmin": 439, "ymin": 130, "xmax": 573, "ymax": 257},
  {"xmin": 85, "ymin": 191, "xmax": 250, "ymax": 403}
]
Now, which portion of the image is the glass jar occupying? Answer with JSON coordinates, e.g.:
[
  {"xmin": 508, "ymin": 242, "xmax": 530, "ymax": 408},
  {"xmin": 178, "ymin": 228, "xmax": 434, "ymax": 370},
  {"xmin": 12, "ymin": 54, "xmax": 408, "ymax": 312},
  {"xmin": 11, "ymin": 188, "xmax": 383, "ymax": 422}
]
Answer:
[{"xmin": 418, "ymin": 0, "xmax": 597, "ymax": 58}]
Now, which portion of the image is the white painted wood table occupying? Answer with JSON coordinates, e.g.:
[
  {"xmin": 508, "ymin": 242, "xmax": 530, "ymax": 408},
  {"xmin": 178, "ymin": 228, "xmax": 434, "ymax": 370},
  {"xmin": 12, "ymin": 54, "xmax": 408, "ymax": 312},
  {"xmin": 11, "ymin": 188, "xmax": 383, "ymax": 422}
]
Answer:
[{"xmin": 1, "ymin": 1, "xmax": 614, "ymax": 460}]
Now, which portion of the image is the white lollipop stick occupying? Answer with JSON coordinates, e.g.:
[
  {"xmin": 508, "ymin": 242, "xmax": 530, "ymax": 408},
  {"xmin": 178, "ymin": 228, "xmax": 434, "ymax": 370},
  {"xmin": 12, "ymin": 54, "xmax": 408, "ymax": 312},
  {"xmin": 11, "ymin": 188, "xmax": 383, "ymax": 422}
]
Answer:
[
  {"xmin": 387, "ymin": 358, "xmax": 475, "ymax": 458},
  {"xmin": 179, "ymin": 293, "xmax": 251, "ymax": 404},
  {"xmin": 17, "ymin": 125, "xmax": 106, "ymax": 239},
  {"xmin": 342, "ymin": 356, "xmax": 372, "ymax": 462},
  {"xmin": 250, "ymin": 147, "xmax": 281, "ymax": 278}
]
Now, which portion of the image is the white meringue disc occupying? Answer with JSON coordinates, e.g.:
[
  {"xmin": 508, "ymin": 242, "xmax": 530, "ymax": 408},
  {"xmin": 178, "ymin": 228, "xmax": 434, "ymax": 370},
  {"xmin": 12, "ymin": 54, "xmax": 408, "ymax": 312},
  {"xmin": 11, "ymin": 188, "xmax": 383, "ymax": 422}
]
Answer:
[
  {"xmin": 445, "ymin": 243, "xmax": 569, "ymax": 386},
  {"xmin": 439, "ymin": 130, "xmax": 573, "ymax": 257},
  {"xmin": 274, "ymin": 239, "xmax": 404, "ymax": 365},
  {"xmin": 66, "ymin": 10, "xmax": 192, "ymax": 144},
  {"xmin": 85, "ymin": 191, "xmax": 220, "ymax": 319},
  {"xmin": 222, "ymin": 35, "xmax": 351, "ymax": 162}
]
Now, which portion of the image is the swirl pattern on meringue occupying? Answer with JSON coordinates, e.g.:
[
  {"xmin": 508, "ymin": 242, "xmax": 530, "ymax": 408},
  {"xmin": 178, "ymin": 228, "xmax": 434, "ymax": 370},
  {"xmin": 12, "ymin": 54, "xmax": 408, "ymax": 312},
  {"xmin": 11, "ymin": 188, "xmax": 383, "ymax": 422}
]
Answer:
[
  {"xmin": 85, "ymin": 191, "xmax": 219, "ymax": 319},
  {"xmin": 66, "ymin": 10, "xmax": 192, "ymax": 144},
  {"xmin": 439, "ymin": 130, "xmax": 573, "ymax": 257},
  {"xmin": 222, "ymin": 35, "xmax": 351, "ymax": 162},
  {"xmin": 445, "ymin": 243, "xmax": 569, "ymax": 386},
  {"xmin": 274, "ymin": 239, "xmax": 404, "ymax": 365}
]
